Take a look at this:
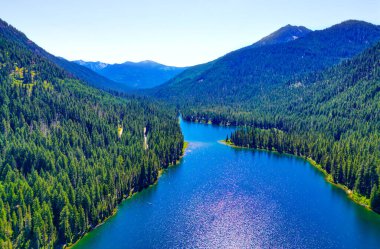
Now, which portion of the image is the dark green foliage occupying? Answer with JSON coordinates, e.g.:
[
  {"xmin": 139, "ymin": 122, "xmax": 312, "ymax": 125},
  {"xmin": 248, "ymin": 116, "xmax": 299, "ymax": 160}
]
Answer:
[
  {"xmin": 0, "ymin": 20, "xmax": 183, "ymax": 248},
  {"xmin": 229, "ymin": 42, "xmax": 380, "ymax": 211},
  {"xmin": 371, "ymin": 186, "xmax": 380, "ymax": 213},
  {"xmin": 251, "ymin": 24, "xmax": 311, "ymax": 47},
  {"xmin": 53, "ymin": 57, "xmax": 130, "ymax": 92},
  {"xmin": 0, "ymin": 18, "xmax": 130, "ymax": 93},
  {"xmin": 148, "ymin": 21, "xmax": 380, "ymax": 213},
  {"xmin": 151, "ymin": 20, "xmax": 380, "ymax": 111}
]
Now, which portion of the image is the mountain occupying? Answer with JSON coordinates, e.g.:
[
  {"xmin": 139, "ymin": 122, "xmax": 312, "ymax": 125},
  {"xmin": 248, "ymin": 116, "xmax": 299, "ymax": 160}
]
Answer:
[
  {"xmin": 151, "ymin": 20, "xmax": 380, "ymax": 106},
  {"xmin": 147, "ymin": 20, "xmax": 380, "ymax": 213},
  {"xmin": 74, "ymin": 60, "xmax": 187, "ymax": 89},
  {"xmin": 74, "ymin": 60, "xmax": 108, "ymax": 71},
  {"xmin": 0, "ymin": 19, "xmax": 130, "ymax": 92},
  {"xmin": 0, "ymin": 18, "xmax": 183, "ymax": 248},
  {"xmin": 147, "ymin": 23, "xmax": 312, "ymax": 96},
  {"xmin": 251, "ymin": 24, "xmax": 311, "ymax": 47},
  {"xmin": 229, "ymin": 40, "xmax": 380, "ymax": 211},
  {"xmin": 149, "ymin": 19, "xmax": 380, "ymax": 213}
]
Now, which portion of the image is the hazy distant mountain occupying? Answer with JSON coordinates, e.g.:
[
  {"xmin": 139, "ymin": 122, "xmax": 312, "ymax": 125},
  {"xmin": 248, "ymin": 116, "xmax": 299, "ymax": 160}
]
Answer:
[
  {"xmin": 74, "ymin": 60, "xmax": 187, "ymax": 89},
  {"xmin": 75, "ymin": 60, "xmax": 109, "ymax": 71}
]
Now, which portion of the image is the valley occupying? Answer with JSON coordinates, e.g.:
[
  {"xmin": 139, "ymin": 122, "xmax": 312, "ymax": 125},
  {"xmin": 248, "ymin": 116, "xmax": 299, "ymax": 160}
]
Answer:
[
  {"xmin": 72, "ymin": 119, "xmax": 380, "ymax": 249},
  {"xmin": 0, "ymin": 11, "xmax": 379, "ymax": 249}
]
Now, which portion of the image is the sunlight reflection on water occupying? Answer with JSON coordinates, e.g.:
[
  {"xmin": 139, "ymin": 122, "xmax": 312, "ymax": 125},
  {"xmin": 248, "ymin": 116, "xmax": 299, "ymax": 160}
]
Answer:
[
  {"xmin": 73, "ymin": 120, "xmax": 380, "ymax": 249},
  {"xmin": 183, "ymin": 171, "xmax": 280, "ymax": 249}
]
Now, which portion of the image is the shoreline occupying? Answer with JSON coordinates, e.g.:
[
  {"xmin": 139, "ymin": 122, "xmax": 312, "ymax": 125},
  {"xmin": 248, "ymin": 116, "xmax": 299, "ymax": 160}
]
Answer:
[
  {"xmin": 219, "ymin": 140, "xmax": 373, "ymax": 212},
  {"xmin": 66, "ymin": 141, "xmax": 189, "ymax": 249}
]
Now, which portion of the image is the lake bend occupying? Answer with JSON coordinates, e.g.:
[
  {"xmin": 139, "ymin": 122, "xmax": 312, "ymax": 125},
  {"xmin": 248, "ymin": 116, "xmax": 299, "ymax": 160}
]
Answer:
[{"xmin": 73, "ymin": 118, "xmax": 380, "ymax": 249}]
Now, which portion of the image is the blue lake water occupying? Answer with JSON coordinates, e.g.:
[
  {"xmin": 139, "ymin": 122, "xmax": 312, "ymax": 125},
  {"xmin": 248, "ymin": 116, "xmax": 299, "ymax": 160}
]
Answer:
[{"xmin": 73, "ymin": 119, "xmax": 380, "ymax": 249}]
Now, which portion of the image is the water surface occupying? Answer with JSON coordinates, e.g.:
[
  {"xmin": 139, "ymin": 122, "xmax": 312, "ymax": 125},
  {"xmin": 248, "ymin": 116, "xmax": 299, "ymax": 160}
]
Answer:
[{"xmin": 74, "ymin": 119, "xmax": 380, "ymax": 249}]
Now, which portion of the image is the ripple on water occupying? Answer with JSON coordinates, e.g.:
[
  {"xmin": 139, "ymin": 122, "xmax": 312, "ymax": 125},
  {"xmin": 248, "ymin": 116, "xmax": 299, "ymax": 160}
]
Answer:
[
  {"xmin": 72, "ymin": 120, "xmax": 380, "ymax": 249},
  {"xmin": 184, "ymin": 189, "xmax": 282, "ymax": 249}
]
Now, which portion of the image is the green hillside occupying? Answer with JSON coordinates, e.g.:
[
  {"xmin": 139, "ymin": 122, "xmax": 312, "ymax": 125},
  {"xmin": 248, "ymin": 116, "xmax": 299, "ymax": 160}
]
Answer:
[
  {"xmin": 0, "ymin": 20, "xmax": 183, "ymax": 248},
  {"xmin": 230, "ymin": 41, "xmax": 380, "ymax": 211},
  {"xmin": 148, "ymin": 20, "xmax": 380, "ymax": 212},
  {"xmin": 0, "ymin": 19, "xmax": 129, "ymax": 93},
  {"xmin": 152, "ymin": 20, "xmax": 380, "ymax": 118}
]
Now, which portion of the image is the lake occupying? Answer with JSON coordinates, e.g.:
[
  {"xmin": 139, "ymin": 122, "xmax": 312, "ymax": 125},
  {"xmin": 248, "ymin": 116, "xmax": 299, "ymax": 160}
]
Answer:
[{"xmin": 73, "ymin": 118, "xmax": 380, "ymax": 249}]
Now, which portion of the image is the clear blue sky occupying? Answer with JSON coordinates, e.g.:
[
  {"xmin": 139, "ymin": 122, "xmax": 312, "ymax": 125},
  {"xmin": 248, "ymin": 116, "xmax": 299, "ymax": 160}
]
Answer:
[{"xmin": 1, "ymin": 0, "xmax": 379, "ymax": 66}]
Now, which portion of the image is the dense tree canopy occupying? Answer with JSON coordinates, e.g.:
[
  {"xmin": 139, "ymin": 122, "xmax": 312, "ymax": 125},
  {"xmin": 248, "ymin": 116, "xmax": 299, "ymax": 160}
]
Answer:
[
  {"xmin": 0, "ymin": 21, "xmax": 183, "ymax": 248},
  {"xmin": 0, "ymin": 18, "xmax": 129, "ymax": 93},
  {"xmin": 229, "ymin": 42, "xmax": 380, "ymax": 211},
  {"xmin": 149, "ymin": 21, "xmax": 380, "ymax": 213},
  {"xmin": 151, "ymin": 20, "xmax": 380, "ymax": 109}
]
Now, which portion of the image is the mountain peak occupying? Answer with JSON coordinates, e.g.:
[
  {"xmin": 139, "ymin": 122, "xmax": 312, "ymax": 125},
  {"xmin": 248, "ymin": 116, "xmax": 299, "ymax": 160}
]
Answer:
[
  {"xmin": 252, "ymin": 24, "xmax": 312, "ymax": 47},
  {"xmin": 74, "ymin": 59, "xmax": 187, "ymax": 89},
  {"xmin": 120, "ymin": 60, "xmax": 160, "ymax": 66},
  {"xmin": 337, "ymin": 19, "xmax": 373, "ymax": 26},
  {"xmin": 139, "ymin": 60, "xmax": 159, "ymax": 64},
  {"xmin": 74, "ymin": 60, "xmax": 109, "ymax": 71},
  {"xmin": 328, "ymin": 19, "xmax": 379, "ymax": 31}
]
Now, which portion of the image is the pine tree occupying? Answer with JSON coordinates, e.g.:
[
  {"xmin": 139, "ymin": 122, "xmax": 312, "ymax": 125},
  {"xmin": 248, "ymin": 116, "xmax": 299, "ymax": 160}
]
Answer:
[{"xmin": 370, "ymin": 185, "xmax": 380, "ymax": 213}]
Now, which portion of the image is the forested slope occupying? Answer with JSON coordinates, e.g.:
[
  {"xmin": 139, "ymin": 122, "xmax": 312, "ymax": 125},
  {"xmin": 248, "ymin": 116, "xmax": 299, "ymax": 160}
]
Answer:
[
  {"xmin": 0, "ymin": 20, "xmax": 183, "ymax": 248},
  {"xmin": 0, "ymin": 19, "xmax": 129, "ymax": 92},
  {"xmin": 149, "ymin": 19, "xmax": 380, "ymax": 213},
  {"xmin": 152, "ymin": 20, "xmax": 380, "ymax": 117},
  {"xmin": 250, "ymin": 24, "xmax": 311, "ymax": 47},
  {"xmin": 229, "ymin": 42, "xmax": 380, "ymax": 211}
]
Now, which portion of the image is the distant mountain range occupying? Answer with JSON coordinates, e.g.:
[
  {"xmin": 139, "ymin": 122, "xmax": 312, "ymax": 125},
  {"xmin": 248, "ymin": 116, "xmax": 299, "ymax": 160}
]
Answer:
[{"xmin": 74, "ymin": 60, "xmax": 187, "ymax": 89}]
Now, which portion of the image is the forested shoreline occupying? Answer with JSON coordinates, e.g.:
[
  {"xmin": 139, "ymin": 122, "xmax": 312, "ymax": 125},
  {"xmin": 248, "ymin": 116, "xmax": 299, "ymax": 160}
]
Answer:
[
  {"xmin": 151, "ymin": 23, "xmax": 380, "ymax": 212},
  {"xmin": 1, "ymin": 14, "xmax": 380, "ymax": 249},
  {"xmin": 0, "ymin": 21, "xmax": 184, "ymax": 248},
  {"xmin": 215, "ymin": 42, "xmax": 380, "ymax": 213}
]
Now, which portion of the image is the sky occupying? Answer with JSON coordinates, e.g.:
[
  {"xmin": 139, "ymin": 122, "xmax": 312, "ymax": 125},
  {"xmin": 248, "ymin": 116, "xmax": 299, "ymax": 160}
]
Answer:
[{"xmin": 1, "ymin": 0, "xmax": 379, "ymax": 67}]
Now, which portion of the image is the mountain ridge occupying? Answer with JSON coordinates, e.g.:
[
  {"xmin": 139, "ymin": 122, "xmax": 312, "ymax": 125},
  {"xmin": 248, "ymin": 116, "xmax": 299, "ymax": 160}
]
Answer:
[
  {"xmin": 229, "ymin": 40, "xmax": 380, "ymax": 211},
  {"xmin": 251, "ymin": 24, "xmax": 312, "ymax": 47},
  {"xmin": 151, "ymin": 20, "xmax": 380, "ymax": 104},
  {"xmin": 0, "ymin": 17, "xmax": 183, "ymax": 248},
  {"xmin": 74, "ymin": 59, "xmax": 187, "ymax": 89},
  {"xmin": 0, "ymin": 18, "xmax": 130, "ymax": 92}
]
